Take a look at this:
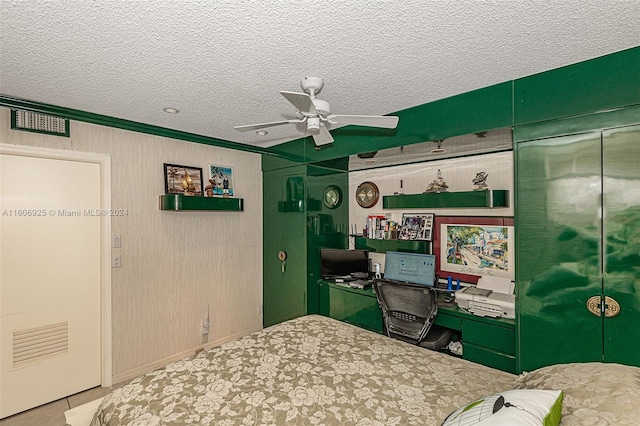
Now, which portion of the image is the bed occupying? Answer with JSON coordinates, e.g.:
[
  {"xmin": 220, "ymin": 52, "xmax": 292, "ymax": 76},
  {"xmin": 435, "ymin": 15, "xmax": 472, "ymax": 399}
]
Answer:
[{"xmin": 91, "ymin": 315, "xmax": 640, "ymax": 425}]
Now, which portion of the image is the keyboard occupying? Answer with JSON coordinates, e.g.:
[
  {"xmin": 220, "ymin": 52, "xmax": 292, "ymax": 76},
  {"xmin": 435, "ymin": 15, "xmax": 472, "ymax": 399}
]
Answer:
[{"xmin": 349, "ymin": 279, "xmax": 373, "ymax": 289}]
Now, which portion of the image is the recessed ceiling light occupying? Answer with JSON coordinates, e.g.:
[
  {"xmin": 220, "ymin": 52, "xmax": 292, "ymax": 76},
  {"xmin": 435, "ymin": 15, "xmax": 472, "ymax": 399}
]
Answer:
[
  {"xmin": 256, "ymin": 130, "xmax": 268, "ymax": 136},
  {"xmin": 163, "ymin": 107, "xmax": 179, "ymax": 114}
]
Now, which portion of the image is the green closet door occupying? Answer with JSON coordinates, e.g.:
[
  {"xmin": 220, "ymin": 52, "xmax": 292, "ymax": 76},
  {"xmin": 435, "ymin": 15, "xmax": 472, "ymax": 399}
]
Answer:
[
  {"xmin": 263, "ymin": 171, "xmax": 307, "ymax": 327},
  {"xmin": 602, "ymin": 125, "xmax": 640, "ymax": 366},
  {"xmin": 516, "ymin": 132, "xmax": 603, "ymax": 372}
]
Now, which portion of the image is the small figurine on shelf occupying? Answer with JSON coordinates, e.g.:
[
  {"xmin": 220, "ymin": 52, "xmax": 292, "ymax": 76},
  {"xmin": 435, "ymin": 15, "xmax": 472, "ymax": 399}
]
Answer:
[
  {"xmin": 424, "ymin": 169, "xmax": 449, "ymax": 193},
  {"xmin": 393, "ymin": 179, "xmax": 405, "ymax": 195},
  {"xmin": 204, "ymin": 179, "xmax": 215, "ymax": 197},
  {"xmin": 222, "ymin": 174, "xmax": 230, "ymax": 198},
  {"xmin": 472, "ymin": 172, "xmax": 489, "ymax": 191}
]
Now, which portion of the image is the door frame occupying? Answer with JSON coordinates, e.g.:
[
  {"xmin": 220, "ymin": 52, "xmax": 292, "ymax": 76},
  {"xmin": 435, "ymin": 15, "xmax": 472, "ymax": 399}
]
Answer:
[{"xmin": 0, "ymin": 143, "xmax": 112, "ymax": 386}]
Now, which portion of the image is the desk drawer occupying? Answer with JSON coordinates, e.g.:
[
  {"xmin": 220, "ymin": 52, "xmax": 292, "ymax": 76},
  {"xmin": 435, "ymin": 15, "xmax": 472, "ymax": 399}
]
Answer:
[
  {"xmin": 463, "ymin": 342, "xmax": 516, "ymax": 373},
  {"xmin": 462, "ymin": 319, "xmax": 514, "ymax": 355},
  {"xmin": 328, "ymin": 285, "xmax": 383, "ymax": 333},
  {"xmin": 434, "ymin": 312, "xmax": 462, "ymax": 331}
]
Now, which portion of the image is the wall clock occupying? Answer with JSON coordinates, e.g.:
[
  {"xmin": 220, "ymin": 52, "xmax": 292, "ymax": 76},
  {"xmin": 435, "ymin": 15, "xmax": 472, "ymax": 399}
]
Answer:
[
  {"xmin": 323, "ymin": 185, "xmax": 342, "ymax": 209},
  {"xmin": 355, "ymin": 181, "xmax": 379, "ymax": 208}
]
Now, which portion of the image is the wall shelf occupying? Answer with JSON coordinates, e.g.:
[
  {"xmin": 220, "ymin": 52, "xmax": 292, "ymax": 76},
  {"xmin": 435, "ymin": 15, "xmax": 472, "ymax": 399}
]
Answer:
[
  {"xmin": 159, "ymin": 194, "xmax": 244, "ymax": 211},
  {"xmin": 382, "ymin": 190, "xmax": 509, "ymax": 209},
  {"xmin": 355, "ymin": 236, "xmax": 430, "ymax": 254}
]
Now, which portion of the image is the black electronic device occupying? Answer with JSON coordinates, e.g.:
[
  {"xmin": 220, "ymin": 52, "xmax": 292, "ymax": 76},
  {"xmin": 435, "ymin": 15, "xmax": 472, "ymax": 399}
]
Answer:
[{"xmin": 321, "ymin": 248, "xmax": 369, "ymax": 280}]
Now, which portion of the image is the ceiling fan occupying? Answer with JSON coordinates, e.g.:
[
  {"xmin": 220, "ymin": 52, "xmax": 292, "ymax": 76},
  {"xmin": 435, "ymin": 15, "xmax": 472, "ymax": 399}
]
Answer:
[{"xmin": 233, "ymin": 77, "xmax": 399, "ymax": 147}]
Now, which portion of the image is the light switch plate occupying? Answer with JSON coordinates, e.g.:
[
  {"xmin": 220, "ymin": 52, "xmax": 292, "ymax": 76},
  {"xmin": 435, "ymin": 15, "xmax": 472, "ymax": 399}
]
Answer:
[{"xmin": 112, "ymin": 235, "xmax": 122, "ymax": 248}]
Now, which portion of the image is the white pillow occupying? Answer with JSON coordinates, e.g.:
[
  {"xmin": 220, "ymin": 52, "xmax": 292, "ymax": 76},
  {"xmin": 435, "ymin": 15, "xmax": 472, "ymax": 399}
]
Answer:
[{"xmin": 441, "ymin": 389, "xmax": 563, "ymax": 426}]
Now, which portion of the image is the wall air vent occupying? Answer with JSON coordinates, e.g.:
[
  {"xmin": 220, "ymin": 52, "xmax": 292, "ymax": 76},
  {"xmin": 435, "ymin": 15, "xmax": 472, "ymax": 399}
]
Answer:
[
  {"xmin": 13, "ymin": 322, "xmax": 69, "ymax": 368},
  {"xmin": 11, "ymin": 109, "xmax": 70, "ymax": 137}
]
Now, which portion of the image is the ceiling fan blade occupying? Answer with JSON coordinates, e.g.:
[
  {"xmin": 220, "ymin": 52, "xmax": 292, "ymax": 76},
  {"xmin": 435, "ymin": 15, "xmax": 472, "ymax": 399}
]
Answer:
[
  {"xmin": 312, "ymin": 125, "xmax": 334, "ymax": 146},
  {"xmin": 233, "ymin": 120, "xmax": 299, "ymax": 132},
  {"xmin": 280, "ymin": 91, "xmax": 316, "ymax": 114},
  {"xmin": 328, "ymin": 114, "xmax": 399, "ymax": 129}
]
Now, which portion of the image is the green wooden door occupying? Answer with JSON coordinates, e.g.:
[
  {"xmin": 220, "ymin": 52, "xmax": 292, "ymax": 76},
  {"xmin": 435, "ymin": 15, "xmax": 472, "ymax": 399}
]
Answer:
[
  {"xmin": 602, "ymin": 125, "xmax": 640, "ymax": 366},
  {"xmin": 516, "ymin": 125, "xmax": 640, "ymax": 371},
  {"xmin": 263, "ymin": 169, "xmax": 307, "ymax": 327},
  {"xmin": 516, "ymin": 132, "xmax": 603, "ymax": 372}
]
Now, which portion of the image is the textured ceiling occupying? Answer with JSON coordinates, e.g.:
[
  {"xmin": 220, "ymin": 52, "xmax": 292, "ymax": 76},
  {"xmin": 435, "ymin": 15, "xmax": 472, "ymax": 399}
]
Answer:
[{"xmin": 1, "ymin": 0, "xmax": 639, "ymax": 148}]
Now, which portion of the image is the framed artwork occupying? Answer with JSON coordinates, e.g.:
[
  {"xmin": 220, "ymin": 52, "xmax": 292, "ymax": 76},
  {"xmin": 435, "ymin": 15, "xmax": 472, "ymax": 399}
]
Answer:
[
  {"xmin": 164, "ymin": 163, "xmax": 203, "ymax": 196},
  {"xmin": 439, "ymin": 222, "xmax": 514, "ymax": 279},
  {"xmin": 207, "ymin": 165, "xmax": 234, "ymax": 197},
  {"xmin": 398, "ymin": 213, "xmax": 434, "ymax": 240}
]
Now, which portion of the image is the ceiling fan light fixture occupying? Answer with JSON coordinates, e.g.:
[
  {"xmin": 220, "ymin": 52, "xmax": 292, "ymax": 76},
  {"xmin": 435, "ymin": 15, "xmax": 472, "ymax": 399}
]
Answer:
[
  {"xmin": 307, "ymin": 116, "xmax": 320, "ymax": 133},
  {"xmin": 234, "ymin": 77, "xmax": 399, "ymax": 147},
  {"xmin": 163, "ymin": 107, "xmax": 179, "ymax": 114}
]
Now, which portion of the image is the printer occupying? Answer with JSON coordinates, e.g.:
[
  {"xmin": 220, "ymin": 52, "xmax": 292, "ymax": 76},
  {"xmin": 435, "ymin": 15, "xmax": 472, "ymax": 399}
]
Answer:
[{"xmin": 455, "ymin": 276, "xmax": 515, "ymax": 319}]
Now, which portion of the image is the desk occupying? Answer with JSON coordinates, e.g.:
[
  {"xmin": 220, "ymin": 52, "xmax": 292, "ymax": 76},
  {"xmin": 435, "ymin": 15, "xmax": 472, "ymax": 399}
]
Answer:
[
  {"xmin": 318, "ymin": 280, "xmax": 383, "ymax": 333},
  {"xmin": 318, "ymin": 280, "xmax": 516, "ymax": 373}
]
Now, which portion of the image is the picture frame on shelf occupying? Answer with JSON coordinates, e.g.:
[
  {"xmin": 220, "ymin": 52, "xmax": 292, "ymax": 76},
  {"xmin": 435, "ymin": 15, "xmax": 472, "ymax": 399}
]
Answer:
[
  {"xmin": 207, "ymin": 165, "xmax": 234, "ymax": 197},
  {"xmin": 398, "ymin": 213, "xmax": 434, "ymax": 241},
  {"xmin": 164, "ymin": 163, "xmax": 203, "ymax": 196},
  {"xmin": 440, "ymin": 222, "xmax": 514, "ymax": 279}
]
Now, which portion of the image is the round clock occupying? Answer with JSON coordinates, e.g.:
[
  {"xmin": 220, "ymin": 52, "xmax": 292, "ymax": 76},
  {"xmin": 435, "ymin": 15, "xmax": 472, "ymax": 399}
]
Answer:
[
  {"xmin": 355, "ymin": 181, "xmax": 380, "ymax": 208},
  {"xmin": 323, "ymin": 185, "xmax": 342, "ymax": 209}
]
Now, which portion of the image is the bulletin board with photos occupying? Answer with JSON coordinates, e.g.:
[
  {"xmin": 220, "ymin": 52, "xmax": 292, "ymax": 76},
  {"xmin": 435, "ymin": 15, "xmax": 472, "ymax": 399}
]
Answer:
[{"xmin": 398, "ymin": 213, "xmax": 434, "ymax": 241}]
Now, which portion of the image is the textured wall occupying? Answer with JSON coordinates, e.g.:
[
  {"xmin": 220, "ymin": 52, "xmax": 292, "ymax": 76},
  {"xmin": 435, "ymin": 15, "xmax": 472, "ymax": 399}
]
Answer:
[
  {"xmin": 0, "ymin": 108, "xmax": 263, "ymax": 382},
  {"xmin": 349, "ymin": 151, "xmax": 514, "ymax": 264}
]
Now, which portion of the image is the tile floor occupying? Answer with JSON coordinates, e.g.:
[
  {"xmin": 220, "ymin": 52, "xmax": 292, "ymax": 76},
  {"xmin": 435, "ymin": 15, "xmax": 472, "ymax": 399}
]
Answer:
[{"xmin": 0, "ymin": 382, "xmax": 126, "ymax": 426}]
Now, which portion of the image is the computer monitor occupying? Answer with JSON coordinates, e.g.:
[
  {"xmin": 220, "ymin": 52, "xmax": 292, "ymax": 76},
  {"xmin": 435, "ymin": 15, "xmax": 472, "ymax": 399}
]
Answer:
[
  {"xmin": 383, "ymin": 251, "xmax": 436, "ymax": 287},
  {"xmin": 320, "ymin": 249, "xmax": 369, "ymax": 279}
]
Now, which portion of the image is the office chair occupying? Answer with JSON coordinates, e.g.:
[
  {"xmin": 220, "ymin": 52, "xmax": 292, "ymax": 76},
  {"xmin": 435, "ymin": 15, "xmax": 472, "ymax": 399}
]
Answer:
[{"xmin": 374, "ymin": 280, "xmax": 451, "ymax": 350}]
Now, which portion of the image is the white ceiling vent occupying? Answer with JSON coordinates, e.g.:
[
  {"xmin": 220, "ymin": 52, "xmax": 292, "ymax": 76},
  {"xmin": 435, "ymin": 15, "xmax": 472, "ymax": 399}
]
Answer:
[
  {"xmin": 13, "ymin": 322, "xmax": 69, "ymax": 368},
  {"xmin": 11, "ymin": 109, "xmax": 69, "ymax": 137}
]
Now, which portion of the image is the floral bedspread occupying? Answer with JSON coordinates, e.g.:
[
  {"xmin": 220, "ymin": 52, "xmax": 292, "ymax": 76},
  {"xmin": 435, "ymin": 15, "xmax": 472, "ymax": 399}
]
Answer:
[
  {"xmin": 515, "ymin": 361, "xmax": 640, "ymax": 426},
  {"xmin": 91, "ymin": 315, "xmax": 517, "ymax": 425}
]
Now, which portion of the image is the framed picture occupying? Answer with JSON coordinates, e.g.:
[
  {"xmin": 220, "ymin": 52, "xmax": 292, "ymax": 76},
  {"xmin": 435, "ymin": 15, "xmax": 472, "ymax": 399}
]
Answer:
[
  {"xmin": 439, "ymin": 222, "xmax": 514, "ymax": 279},
  {"xmin": 398, "ymin": 213, "xmax": 434, "ymax": 240},
  {"xmin": 207, "ymin": 165, "xmax": 234, "ymax": 197},
  {"xmin": 164, "ymin": 163, "xmax": 204, "ymax": 196}
]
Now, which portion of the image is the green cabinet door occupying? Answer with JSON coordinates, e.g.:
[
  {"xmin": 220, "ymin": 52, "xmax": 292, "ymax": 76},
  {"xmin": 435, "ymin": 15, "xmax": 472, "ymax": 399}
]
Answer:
[
  {"xmin": 602, "ymin": 125, "xmax": 640, "ymax": 366},
  {"xmin": 516, "ymin": 132, "xmax": 604, "ymax": 372},
  {"xmin": 263, "ymin": 170, "xmax": 307, "ymax": 327},
  {"xmin": 516, "ymin": 125, "xmax": 640, "ymax": 372}
]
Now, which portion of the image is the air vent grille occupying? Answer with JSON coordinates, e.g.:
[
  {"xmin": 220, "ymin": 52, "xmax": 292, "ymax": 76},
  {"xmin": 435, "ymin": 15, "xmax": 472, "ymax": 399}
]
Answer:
[
  {"xmin": 11, "ymin": 109, "xmax": 70, "ymax": 137},
  {"xmin": 13, "ymin": 322, "xmax": 69, "ymax": 368}
]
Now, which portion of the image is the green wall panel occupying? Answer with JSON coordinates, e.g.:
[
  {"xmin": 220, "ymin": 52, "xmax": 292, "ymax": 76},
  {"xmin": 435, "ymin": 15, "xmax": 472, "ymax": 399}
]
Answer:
[
  {"xmin": 262, "ymin": 154, "xmax": 304, "ymax": 172},
  {"xmin": 513, "ymin": 105, "xmax": 640, "ymax": 143},
  {"xmin": 514, "ymin": 46, "xmax": 640, "ymax": 126}
]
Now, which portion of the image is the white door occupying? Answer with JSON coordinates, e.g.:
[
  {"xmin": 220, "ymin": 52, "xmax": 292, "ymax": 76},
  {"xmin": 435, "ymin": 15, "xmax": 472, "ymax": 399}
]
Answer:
[{"xmin": 0, "ymin": 152, "xmax": 102, "ymax": 418}]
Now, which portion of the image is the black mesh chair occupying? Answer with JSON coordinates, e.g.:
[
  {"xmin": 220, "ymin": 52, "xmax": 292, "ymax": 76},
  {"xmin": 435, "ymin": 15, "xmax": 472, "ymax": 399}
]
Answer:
[{"xmin": 374, "ymin": 279, "xmax": 452, "ymax": 350}]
